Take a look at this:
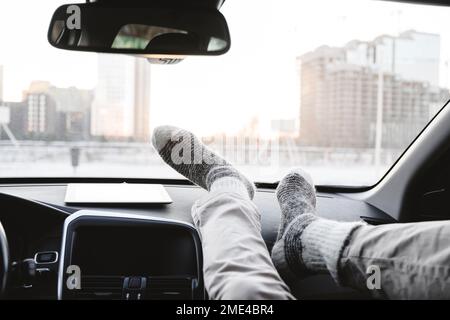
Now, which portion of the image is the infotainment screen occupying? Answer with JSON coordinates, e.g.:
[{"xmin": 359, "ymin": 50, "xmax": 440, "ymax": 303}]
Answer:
[{"xmin": 70, "ymin": 225, "xmax": 198, "ymax": 276}]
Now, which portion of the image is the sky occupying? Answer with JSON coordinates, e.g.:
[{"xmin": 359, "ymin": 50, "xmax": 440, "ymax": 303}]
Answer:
[{"xmin": 1, "ymin": 0, "xmax": 450, "ymax": 136}]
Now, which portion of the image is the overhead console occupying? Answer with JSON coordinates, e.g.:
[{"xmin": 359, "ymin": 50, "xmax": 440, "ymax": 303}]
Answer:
[{"xmin": 58, "ymin": 211, "xmax": 204, "ymax": 300}]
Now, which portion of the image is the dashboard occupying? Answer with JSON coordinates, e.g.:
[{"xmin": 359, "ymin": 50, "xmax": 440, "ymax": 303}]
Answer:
[
  {"xmin": 0, "ymin": 182, "xmax": 394, "ymax": 300},
  {"xmin": 59, "ymin": 211, "xmax": 203, "ymax": 300}
]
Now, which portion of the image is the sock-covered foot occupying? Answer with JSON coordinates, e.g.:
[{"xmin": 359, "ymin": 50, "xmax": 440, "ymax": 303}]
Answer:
[
  {"xmin": 152, "ymin": 125, "xmax": 255, "ymax": 199},
  {"xmin": 271, "ymin": 168, "xmax": 364, "ymax": 283},
  {"xmin": 271, "ymin": 168, "xmax": 318, "ymax": 281},
  {"xmin": 275, "ymin": 168, "xmax": 317, "ymax": 242}
]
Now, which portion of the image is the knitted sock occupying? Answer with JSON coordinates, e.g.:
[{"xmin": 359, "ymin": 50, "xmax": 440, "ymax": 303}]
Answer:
[
  {"xmin": 272, "ymin": 168, "xmax": 363, "ymax": 283},
  {"xmin": 274, "ymin": 168, "xmax": 316, "ymax": 242},
  {"xmin": 152, "ymin": 125, "xmax": 255, "ymax": 199}
]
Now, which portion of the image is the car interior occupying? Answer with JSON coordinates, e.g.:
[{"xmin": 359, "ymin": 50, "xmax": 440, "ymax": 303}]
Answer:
[{"xmin": 1, "ymin": 0, "xmax": 450, "ymax": 300}]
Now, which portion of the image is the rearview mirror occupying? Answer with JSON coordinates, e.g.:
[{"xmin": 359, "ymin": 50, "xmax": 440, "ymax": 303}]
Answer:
[{"xmin": 47, "ymin": 3, "xmax": 231, "ymax": 56}]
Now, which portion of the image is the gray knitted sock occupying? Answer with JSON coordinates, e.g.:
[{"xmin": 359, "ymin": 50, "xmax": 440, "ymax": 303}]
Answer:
[
  {"xmin": 275, "ymin": 168, "xmax": 316, "ymax": 242},
  {"xmin": 271, "ymin": 168, "xmax": 363, "ymax": 283},
  {"xmin": 271, "ymin": 168, "xmax": 318, "ymax": 281},
  {"xmin": 152, "ymin": 125, "xmax": 255, "ymax": 199}
]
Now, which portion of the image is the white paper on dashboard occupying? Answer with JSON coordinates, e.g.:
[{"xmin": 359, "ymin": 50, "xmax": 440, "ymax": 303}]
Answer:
[{"xmin": 64, "ymin": 183, "xmax": 173, "ymax": 204}]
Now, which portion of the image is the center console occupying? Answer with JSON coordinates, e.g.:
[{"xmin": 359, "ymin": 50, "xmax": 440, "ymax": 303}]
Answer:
[{"xmin": 58, "ymin": 210, "xmax": 204, "ymax": 300}]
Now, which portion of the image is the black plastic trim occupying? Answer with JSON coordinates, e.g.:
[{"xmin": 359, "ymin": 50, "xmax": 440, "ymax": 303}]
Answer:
[{"xmin": 60, "ymin": 213, "xmax": 204, "ymax": 300}]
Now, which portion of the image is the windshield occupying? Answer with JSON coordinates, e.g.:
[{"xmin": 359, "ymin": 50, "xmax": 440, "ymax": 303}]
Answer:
[{"xmin": 0, "ymin": 0, "xmax": 449, "ymax": 186}]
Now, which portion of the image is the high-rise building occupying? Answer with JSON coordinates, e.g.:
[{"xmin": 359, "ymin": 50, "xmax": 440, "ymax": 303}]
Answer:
[
  {"xmin": 346, "ymin": 30, "xmax": 440, "ymax": 87},
  {"xmin": 91, "ymin": 55, "xmax": 151, "ymax": 141},
  {"xmin": 3, "ymin": 101, "xmax": 27, "ymax": 140},
  {"xmin": 0, "ymin": 65, "xmax": 3, "ymax": 102},
  {"xmin": 298, "ymin": 31, "xmax": 448, "ymax": 149},
  {"xmin": 133, "ymin": 58, "xmax": 151, "ymax": 141},
  {"xmin": 26, "ymin": 92, "xmax": 57, "ymax": 136}
]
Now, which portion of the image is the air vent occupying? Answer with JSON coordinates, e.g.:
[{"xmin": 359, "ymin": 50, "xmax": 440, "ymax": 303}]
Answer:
[
  {"xmin": 145, "ymin": 277, "xmax": 195, "ymax": 300},
  {"xmin": 65, "ymin": 276, "xmax": 197, "ymax": 300},
  {"xmin": 68, "ymin": 276, "xmax": 124, "ymax": 300}
]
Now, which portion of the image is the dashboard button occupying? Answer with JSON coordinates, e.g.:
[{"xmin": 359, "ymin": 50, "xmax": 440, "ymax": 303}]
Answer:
[{"xmin": 34, "ymin": 251, "xmax": 58, "ymax": 264}]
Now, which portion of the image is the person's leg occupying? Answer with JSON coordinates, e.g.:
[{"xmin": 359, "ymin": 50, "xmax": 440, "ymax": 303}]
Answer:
[
  {"xmin": 152, "ymin": 126, "xmax": 293, "ymax": 300},
  {"xmin": 272, "ymin": 168, "xmax": 450, "ymax": 299},
  {"xmin": 339, "ymin": 221, "xmax": 450, "ymax": 299},
  {"xmin": 192, "ymin": 178, "xmax": 294, "ymax": 299}
]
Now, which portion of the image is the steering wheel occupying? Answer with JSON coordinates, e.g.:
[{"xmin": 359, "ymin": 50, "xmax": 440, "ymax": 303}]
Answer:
[{"xmin": 0, "ymin": 221, "xmax": 8, "ymax": 297}]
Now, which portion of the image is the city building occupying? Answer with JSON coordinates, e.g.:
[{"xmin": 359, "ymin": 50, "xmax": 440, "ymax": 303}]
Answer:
[
  {"xmin": 133, "ymin": 58, "xmax": 152, "ymax": 141},
  {"xmin": 1, "ymin": 101, "xmax": 27, "ymax": 140},
  {"xmin": 346, "ymin": 30, "xmax": 440, "ymax": 86},
  {"xmin": 298, "ymin": 30, "xmax": 449, "ymax": 149},
  {"xmin": 91, "ymin": 55, "xmax": 151, "ymax": 141},
  {"xmin": 0, "ymin": 65, "xmax": 3, "ymax": 102},
  {"xmin": 47, "ymin": 86, "xmax": 93, "ymax": 140},
  {"xmin": 26, "ymin": 91, "xmax": 57, "ymax": 137},
  {"xmin": 22, "ymin": 81, "xmax": 93, "ymax": 139}
]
